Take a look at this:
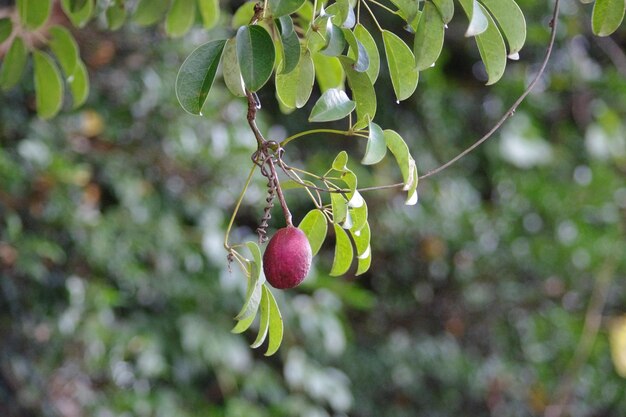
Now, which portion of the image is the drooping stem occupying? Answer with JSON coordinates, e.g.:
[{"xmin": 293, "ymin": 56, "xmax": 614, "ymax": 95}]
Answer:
[
  {"xmin": 224, "ymin": 164, "xmax": 258, "ymax": 250},
  {"xmin": 267, "ymin": 156, "xmax": 293, "ymax": 227},
  {"xmin": 246, "ymin": 90, "xmax": 267, "ymax": 148},
  {"xmin": 280, "ymin": 129, "xmax": 367, "ymax": 147}
]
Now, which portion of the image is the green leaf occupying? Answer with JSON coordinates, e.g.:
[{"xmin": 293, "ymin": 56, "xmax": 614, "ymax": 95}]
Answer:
[
  {"xmin": 270, "ymin": 0, "xmax": 306, "ymax": 17},
  {"xmin": 231, "ymin": 311, "xmax": 255, "ymax": 334},
  {"xmin": 390, "ymin": 0, "xmax": 418, "ymax": 25},
  {"xmin": 0, "ymin": 18, "xmax": 12, "ymax": 44},
  {"xmin": 165, "ymin": 0, "xmax": 196, "ymax": 37},
  {"xmin": 330, "ymin": 224, "xmax": 353, "ymax": 276},
  {"xmin": 68, "ymin": 60, "xmax": 89, "ymax": 109},
  {"xmin": 235, "ymin": 252, "xmax": 264, "ymax": 321},
  {"xmin": 68, "ymin": 0, "xmax": 87, "ymax": 13},
  {"xmin": 250, "ymin": 287, "xmax": 270, "ymax": 348},
  {"xmin": 332, "ymin": 150, "xmax": 349, "ymax": 171},
  {"xmin": 313, "ymin": 53, "xmax": 344, "ymax": 91},
  {"xmin": 351, "ymin": 221, "xmax": 370, "ymax": 257},
  {"xmin": 237, "ymin": 25, "xmax": 276, "ymax": 92},
  {"xmin": 414, "ymin": 2, "xmax": 445, "ymax": 71},
  {"xmin": 354, "ymin": 24, "xmax": 380, "ymax": 83},
  {"xmin": 299, "ymin": 209, "xmax": 328, "ymax": 256},
  {"xmin": 17, "ymin": 0, "xmax": 51, "ymax": 30},
  {"xmin": 49, "ymin": 26, "xmax": 79, "ymax": 76},
  {"xmin": 592, "ymin": 0, "xmax": 626, "ymax": 37},
  {"xmin": 61, "ymin": 0, "xmax": 94, "ymax": 27},
  {"xmin": 327, "ymin": 0, "xmax": 355, "ymax": 28},
  {"xmin": 382, "ymin": 30, "xmax": 419, "ymax": 102},
  {"xmin": 473, "ymin": 3, "xmax": 507, "ymax": 85},
  {"xmin": 344, "ymin": 28, "xmax": 369, "ymax": 73},
  {"xmin": 355, "ymin": 247, "xmax": 371, "ymax": 276},
  {"xmin": 458, "ymin": 0, "xmax": 488, "ymax": 36},
  {"xmin": 175, "ymin": 39, "xmax": 227, "ymax": 115},
  {"xmin": 338, "ymin": 56, "xmax": 376, "ymax": 129},
  {"xmin": 222, "ymin": 38, "xmax": 246, "ymax": 97},
  {"xmin": 349, "ymin": 200, "xmax": 368, "ymax": 233},
  {"xmin": 432, "ymin": 0, "xmax": 454, "ymax": 24},
  {"xmin": 309, "ymin": 88, "xmax": 355, "ymax": 122},
  {"xmin": 264, "ymin": 286, "xmax": 283, "ymax": 356},
  {"xmin": 198, "ymin": 0, "xmax": 220, "ymax": 29},
  {"xmin": 362, "ymin": 120, "xmax": 386, "ymax": 165},
  {"xmin": 132, "ymin": 0, "xmax": 171, "ymax": 26},
  {"xmin": 246, "ymin": 241, "xmax": 263, "ymax": 270},
  {"xmin": 33, "ymin": 51, "xmax": 64, "ymax": 120},
  {"xmin": 480, "ymin": 0, "xmax": 526, "ymax": 56},
  {"xmin": 384, "ymin": 129, "xmax": 418, "ymax": 205},
  {"xmin": 331, "ymin": 192, "xmax": 348, "ymax": 226},
  {"xmin": 0, "ymin": 37, "xmax": 28, "ymax": 90},
  {"xmin": 232, "ymin": 1, "xmax": 256, "ymax": 28},
  {"xmin": 276, "ymin": 48, "xmax": 314, "ymax": 108},
  {"xmin": 320, "ymin": 21, "xmax": 346, "ymax": 56},
  {"xmin": 105, "ymin": 0, "xmax": 126, "ymax": 30},
  {"xmin": 277, "ymin": 18, "xmax": 301, "ymax": 74}
]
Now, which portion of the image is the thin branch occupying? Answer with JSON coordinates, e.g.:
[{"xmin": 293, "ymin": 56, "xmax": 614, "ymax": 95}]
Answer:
[
  {"xmin": 419, "ymin": 0, "xmax": 561, "ymax": 180},
  {"xmin": 246, "ymin": 90, "xmax": 267, "ymax": 148},
  {"xmin": 267, "ymin": 156, "xmax": 293, "ymax": 227}
]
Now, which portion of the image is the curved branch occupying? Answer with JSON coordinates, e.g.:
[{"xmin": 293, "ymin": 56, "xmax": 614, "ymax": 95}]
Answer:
[{"xmin": 419, "ymin": 0, "xmax": 561, "ymax": 180}]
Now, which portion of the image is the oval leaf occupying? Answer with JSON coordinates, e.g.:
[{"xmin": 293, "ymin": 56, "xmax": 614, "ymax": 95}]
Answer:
[
  {"xmin": 17, "ymin": 0, "xmax": 51, "ymax": 30},
  {"xmin": 330, "ymin": 224, "xmax": 353, "ymax": 276},
  {"xmin": 299, "ymin": 209, "xmax": 328, "ymax": 256},
  {"xmin": 276, "ymin": 48, "xmax": 314, "ymax": 108},
  {"xmin": 384, "ymin": 129, "xmax": 419, "ymax": 203},
  {"xmin": 354, "ymin": 24, "xmax": 380, "ymax": 83},
  {"xmin": 237, "ymin": 25, "xmax": 276, "ymax": 92},
  {"xmin": 33, "ymin": 51, "xmax": 64, "ymax": 120},
  {"xmin": 480, "ymin": 0, "xmax": 526, "ymax": 55},
  {"xmin": 362, "ymin": 120, "xmax": 386, "ymax": 165},
  {"xmin": 309, "ymin": 88, "xmax": 355, "ymax": 122},
  {"xmin": 432, "ymin": 0, "xmax": 454, "ymax": 24},
  {"xmin": 166, "ymin": 0, "xmax": 196, "ymax": 37},
  {"xmin": 222, "ymin": 38, "xmax": 246, "ymax": 97},
  {"xmin": 132, "ymin": 0, "xmax": 170, "ymax": 26},
  {"xmin": 0, "ymin": 37, "xmax": 28, "ymax": 90},
  {"xmin": 176, "ymin": 39, "xmax": 227, "ymax": 115},
  {"xmin": 320, "ymin": 21, "xmax": 347, "ymax": 57},
  {"xmin": 270, "ymin": 0, "xmax": 306, "ymax": 17},
  {"xmin": 49, "ymin": 26, "xmax": 79, "ymax": 77},
  {"xmin": 473, "ymin": 3, "xmax": 507, "ymax": 85},
  {"xmin": 338, "ymin": 56, "xmax": 376, "ymax": 128},
  {"xmin": 382, "ymin": 30, "xmax": 419, "ymax": 102},
  {"xmin": 198, "ymin": 0, "xmax": 220, "ymax": 29},
  {"xmin": 313, "ymin": 53, "xmax": 344, "ymax": 91},
  {"xmin": 344, "ymin": 28, "xmax": 370, "ymax": 73},
  {"xmin": 414, "ymin": 2, "xmax": 445, "ymax": 71},
  {"xmin": 278, "ymin": 19, "xmax": 301, "ymax": 74},
  {"xmin": 264, "ymin": 286, "xmax": 284, "ymax": 356},
  {"xmin": 250, "ymin": 287, "xmax": 270, "ymax": 348},
  {"xmin": 0, "ymin": 18, "xmax": 12, "ymax": 44},
  {"xmin": 592, "ymin": 0, "xmax": 626, "ymax": 37},
  {"xmin": 69, "ymin": 60, "xmax": 90, "ymax": 108},
  {"xmin": 61, "ymin": 0, "xmax": 94, "ymax": 27},
  {"xmin": 458, "ymin": 0, "xmax": 488, "ymax": 37}
]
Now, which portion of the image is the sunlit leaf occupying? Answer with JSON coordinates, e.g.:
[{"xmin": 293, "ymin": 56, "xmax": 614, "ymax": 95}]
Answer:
[
  {"xmin": 49, "ymin": 26, "xmax": 79, "ymax": 77},
  {"xmin": 231, "ymin": 311, "xmax": 255, "ymax": 334},
  {"xmin": 344, "ymin": 28, "xmax": 369, "ymax": 73},
  {"xmin": 610, "ymin": 315, "xmax": 626, "ymax": 378},
  {"xmin": 17, "ymin": 0, "xmax": 51, "ymax": 30},
  {"xmin": 132, "ymin": 0, "xmax": 170, "ymax": 26},
  {"xmin": 414, "ymin": 1, "xmax": 445, "ymax": 71},
  {"xmin": 33, "ymin": 51, "xmax": 64, "ymax": 120},
  {"xmin": 331, "ymin": 192, "xmax": 348, "ymax": 225},
  {"xmin": 382, "ymin": 30, "xmax": 418, "ymax": 102},
  {"xmin": 309, "ymin": 88, "xmax": 355, "ymax": 122},
  {"xmin": 332, "ymin": 150, "xmax": 349, "ymax": 171},
  {"xmin": 362, "ymin": 120, "xmax": 386, "ymax": 165},
  {"xmin": 313, "ymin": 53, "xmax": 344, "ymax": 91},
  {"xmin": 165, "ymin": 0, "xmax": 196, "ymax": 37},
  {"xmin": 480, "ymin": 0, "xmax": 526, "ymax": 56},
  {"xmin": 349, "ymin": 200, "xmax": 368, "ymax": 233},
  {"xmin": 235, "ymin": 256, "xmax": 263, "ymax": 320},
  {"xmin": 222, "ymin": 38, "xmax": 246, "ymax": 97},
  {"xmin": 592, "ymin": 0, "xmax": 626, "ymax": 37},
  {"xmin": 176, "ymin": 39, "xmax": 227, "ymax": 115},
  {"xmin": 264, "ymin": 286, "xmax": 284, "ymax": 356},
  {"xmin": 355, "ymin": 246, "xmax": 371, "ymax": 275},
  {"xmin": 276, "ymin": 48, "xmax": 315, "ymax": 108},
  {"xmin": 0, "ymin": 37, "xmax": 28, "ymax": 90},
  {"xmin": 458, "ymin": 0, "xmax": 488, "ymax": 36},
  {"xmin": 250, "ymin": 287, "xmax": 270, "ymax": 348},
  {"xmin": 385, "ymin": 129, "xmax": 419, "ymax": 204},
  {"xmin": 237, "ymin": 25, "xmax": 276, "ymax": 92},
  {"xmin": 299, "ymin": 209, "xmax": 328, "ymax": 256},
  {"xmin": 320, "ymin": 21, "xmax": 346, "ymax": 56},
  {"xmin": 339, "ymin": 56, "xmax": 376, "ymax": 128},
  {"xmin": 198, "ymin": 0, "xmax": 220, "ymax": 29},
  {"xmin": 330, "ymin": 224, "xmax": 353, "ymax": 276},
  {"xmin": 354, "ymin": 24, "xmax": 380, "ymax": 83}
]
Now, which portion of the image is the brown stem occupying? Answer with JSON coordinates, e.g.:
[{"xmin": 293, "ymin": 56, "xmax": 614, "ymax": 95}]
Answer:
[
  {"xmin": 246, "ymin": 90, "xmax": 266, "ymax": 148},
  {"xmin": 267, "ymin": 156, "xmax": 293, "ymax": 227}
]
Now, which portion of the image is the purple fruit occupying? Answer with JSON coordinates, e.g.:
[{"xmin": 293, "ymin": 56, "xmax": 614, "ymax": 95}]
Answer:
[{"xmin": 263, "ymin": 226, "xmax": 312, "ymax": 289}]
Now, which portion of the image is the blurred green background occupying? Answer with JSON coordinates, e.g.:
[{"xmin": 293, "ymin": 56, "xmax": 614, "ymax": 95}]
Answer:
[{"xmin": 1, "ymin": 1, "xmax": 626, "ymax": 416}]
